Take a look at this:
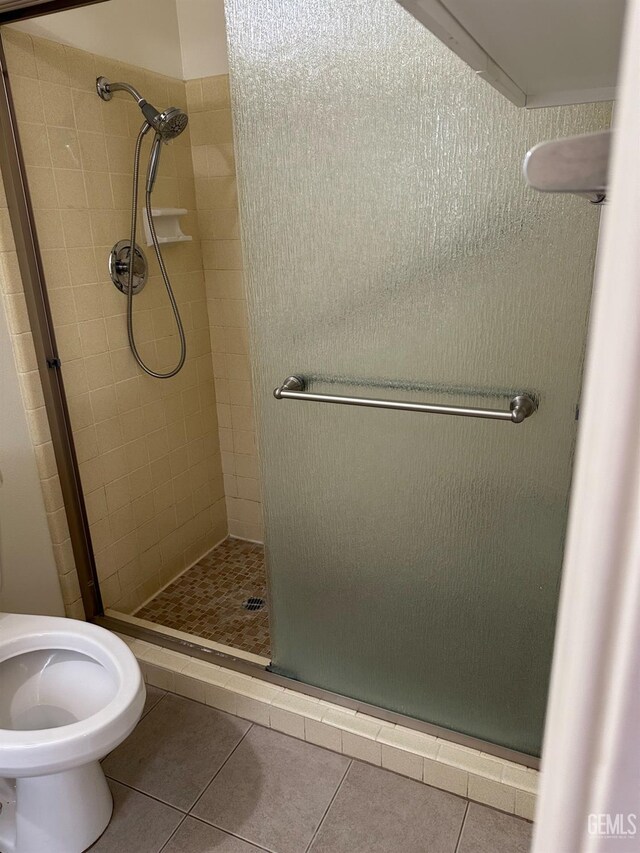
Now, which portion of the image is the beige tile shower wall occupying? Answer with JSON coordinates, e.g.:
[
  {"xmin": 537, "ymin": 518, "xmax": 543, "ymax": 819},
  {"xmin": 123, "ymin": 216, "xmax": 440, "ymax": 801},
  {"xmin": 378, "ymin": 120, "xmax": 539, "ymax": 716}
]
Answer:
[
  {"xmin": 3, "ymin": 28, "xmax": 228, "ymax": 613},
  {"xmin": 0, "ymin": 170, "xmax": 82, "ymax": 618},
  {"xmin": 186, "ymin": 75, "xmax": 264, "ymax": 543}
]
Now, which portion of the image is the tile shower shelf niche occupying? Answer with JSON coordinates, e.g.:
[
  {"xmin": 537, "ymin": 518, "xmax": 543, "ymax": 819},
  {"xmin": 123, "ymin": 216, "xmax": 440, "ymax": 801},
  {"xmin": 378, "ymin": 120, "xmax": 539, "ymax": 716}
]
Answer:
[{"xmin": 142, "ymin": 208, "xmax": 192, "ymax": 246}]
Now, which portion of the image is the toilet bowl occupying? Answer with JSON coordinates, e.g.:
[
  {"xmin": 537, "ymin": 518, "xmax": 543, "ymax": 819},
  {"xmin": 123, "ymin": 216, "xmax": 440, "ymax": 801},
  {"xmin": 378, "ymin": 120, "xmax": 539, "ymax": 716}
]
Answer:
[{"xmin": 0, "ymin": 613, "xmax": 145, "ymax": 853}]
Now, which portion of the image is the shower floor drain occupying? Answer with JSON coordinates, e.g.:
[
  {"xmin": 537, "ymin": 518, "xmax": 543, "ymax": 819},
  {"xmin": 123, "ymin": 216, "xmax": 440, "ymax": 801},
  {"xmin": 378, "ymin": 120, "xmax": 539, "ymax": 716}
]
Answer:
[{"xmin": 243, "ymin": 597, "xmax": 265, "ymax": 612}]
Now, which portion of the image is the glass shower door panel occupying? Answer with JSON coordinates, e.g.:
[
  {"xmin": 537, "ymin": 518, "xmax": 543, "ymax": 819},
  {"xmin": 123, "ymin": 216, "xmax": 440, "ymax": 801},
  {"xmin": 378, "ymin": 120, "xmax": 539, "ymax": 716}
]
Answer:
[{"xmin": 225, "ymin": 0, "xmax": 611, "ymax": 755}]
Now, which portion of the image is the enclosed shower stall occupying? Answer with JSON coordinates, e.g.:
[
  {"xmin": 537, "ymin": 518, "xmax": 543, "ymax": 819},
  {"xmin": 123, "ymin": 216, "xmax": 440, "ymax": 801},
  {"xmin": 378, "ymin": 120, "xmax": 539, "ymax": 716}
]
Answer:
[
  {"xmin": 0, "ymin": 9, "xmax": 269, "ymax": 660},
  {"xmin": 0, "ymin": 0, "xmax": 611, "ymax": 763}
]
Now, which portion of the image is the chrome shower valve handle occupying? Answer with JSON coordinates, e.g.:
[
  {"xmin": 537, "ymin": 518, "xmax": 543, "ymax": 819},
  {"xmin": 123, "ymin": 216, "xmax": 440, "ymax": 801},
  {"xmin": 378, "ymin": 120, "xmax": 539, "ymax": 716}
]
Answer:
[{"xmin": 108, "ymin": 240, "xmax": 148, "ymax": 295}]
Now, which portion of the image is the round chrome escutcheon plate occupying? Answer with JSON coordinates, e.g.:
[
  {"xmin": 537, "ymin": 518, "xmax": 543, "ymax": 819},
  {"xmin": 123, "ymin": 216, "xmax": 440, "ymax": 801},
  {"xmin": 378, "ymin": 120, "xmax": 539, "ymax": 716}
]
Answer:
[{"xmin": 108, "ymin": 240, "xmax": 148, "ymax": 295}]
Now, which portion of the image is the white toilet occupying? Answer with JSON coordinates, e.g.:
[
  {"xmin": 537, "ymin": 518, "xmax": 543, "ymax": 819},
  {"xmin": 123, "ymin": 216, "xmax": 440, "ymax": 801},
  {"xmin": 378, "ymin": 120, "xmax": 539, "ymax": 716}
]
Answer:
[{"xmin": 0, "ymin": 613, "xmax": 146, "ymax": 853}]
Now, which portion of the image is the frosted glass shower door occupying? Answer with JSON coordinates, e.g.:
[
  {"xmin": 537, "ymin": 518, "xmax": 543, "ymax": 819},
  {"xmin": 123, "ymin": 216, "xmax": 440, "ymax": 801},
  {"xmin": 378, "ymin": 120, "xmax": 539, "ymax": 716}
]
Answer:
[{"xmin": 225, "ymin": 0, "xmax": 611, "ymax": 756}]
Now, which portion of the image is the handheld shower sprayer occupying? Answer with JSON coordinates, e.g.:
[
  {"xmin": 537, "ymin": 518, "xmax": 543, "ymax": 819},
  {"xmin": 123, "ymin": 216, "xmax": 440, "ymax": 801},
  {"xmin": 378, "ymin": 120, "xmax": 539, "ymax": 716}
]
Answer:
[
  {"xmin": 144, "ymin": 105, "xmax": 188, "ymax": 191},
  {"xmin": 96, "ymin": 76, "xmax": 189, "ymax": 379}
]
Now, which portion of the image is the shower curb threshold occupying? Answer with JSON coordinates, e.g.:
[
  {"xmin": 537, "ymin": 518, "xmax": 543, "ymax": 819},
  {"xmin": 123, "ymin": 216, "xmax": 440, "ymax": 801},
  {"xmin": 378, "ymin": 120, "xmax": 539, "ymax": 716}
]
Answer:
[{"xmin": 118, "ymin": 634, "xmax": 538, "ymax": 820}]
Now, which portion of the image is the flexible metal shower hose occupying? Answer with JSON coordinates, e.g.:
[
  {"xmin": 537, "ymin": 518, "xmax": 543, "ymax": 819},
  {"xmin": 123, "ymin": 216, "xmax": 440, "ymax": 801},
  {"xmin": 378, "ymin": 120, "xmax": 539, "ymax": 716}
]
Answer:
[{"xmin": 127, "ymin": 124, "xmax": 186, "ymax": 378}]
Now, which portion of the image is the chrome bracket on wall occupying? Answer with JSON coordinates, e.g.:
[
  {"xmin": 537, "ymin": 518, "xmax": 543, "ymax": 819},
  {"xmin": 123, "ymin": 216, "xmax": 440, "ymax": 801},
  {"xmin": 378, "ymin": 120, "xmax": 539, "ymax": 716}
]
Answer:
[
  {"xmin": 523, "ymin": 129, "xmax": 610, "ymax": 204},
  {"xmin": 274, "ymin": 376, "xmax": 537, "ymax": 423}
]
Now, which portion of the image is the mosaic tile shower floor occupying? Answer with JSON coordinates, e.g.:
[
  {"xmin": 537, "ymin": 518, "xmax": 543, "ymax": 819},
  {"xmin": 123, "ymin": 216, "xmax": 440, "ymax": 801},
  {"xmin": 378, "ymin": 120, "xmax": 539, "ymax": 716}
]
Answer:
[{"xmin": 136, "ymin": 538, "xmax": 270, "ymax": 658}]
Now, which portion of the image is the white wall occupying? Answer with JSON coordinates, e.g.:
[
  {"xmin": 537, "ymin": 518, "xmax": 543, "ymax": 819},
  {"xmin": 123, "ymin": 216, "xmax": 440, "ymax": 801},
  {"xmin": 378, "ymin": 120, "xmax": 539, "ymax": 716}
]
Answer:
[
  {"xmin": 177, "ymin": 0, "xmax": 229, "ymax": 78},
  {"xmin": 0, "ymin": 297, "xmax": 64, "ymax": 617},
  {"xmin": 12, "ymin": 0, "xmax": 184, "ymax": 79},
  {"xmin": 12, "ymin": 0, "xmax": 230, "ymax": 80}
]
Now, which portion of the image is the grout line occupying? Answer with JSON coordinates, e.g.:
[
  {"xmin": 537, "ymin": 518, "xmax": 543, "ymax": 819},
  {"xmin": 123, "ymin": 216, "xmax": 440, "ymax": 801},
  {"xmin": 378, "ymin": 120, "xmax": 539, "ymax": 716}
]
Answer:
[
  {"xmin": 157, "ymin": 812, "xmax": 189, "ymax": 853},
  {"xmin": 105, "ymin": 698, "xmax": 254, "ymax": 815},
  {"xmin": 103, "ymin": 776, "xmax": 189, "ymax": 815},
  {"xmin": 304, "ymin": 760, "xmax": 353, "ymax": 853},
  {"xmin": 185, "ymin": 723, "xmax": 353, "ymax": 853},
  {"xmin": 228, "ymin": 533, "xmax": 264, "ymax": 545},
  {"xmin": 104, "ymin": 725, "xmax": 254, "ymax": 817},
  {"xmin": 454, "ymin": 801, "xmax": 470, "ymax": 853},
  {"xmin": 191, "ymin": 818, "xmax": 279, "ymax": 853},
  {"xmin": 187, "ymin": 723, "xmax": 255, "ymax": 815},
  {"xmin": 140, "ymin": 687, "xmax": 167, "ymax": 720},
  {"xmin": 185, "ymin": 814, "xmax": 274, "ymax": 853}
]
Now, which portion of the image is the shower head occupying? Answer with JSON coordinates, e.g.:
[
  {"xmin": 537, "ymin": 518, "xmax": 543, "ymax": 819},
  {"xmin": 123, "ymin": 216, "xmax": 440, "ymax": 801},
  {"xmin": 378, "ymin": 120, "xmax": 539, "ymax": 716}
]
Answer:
[
  {"xmin": 97, "ymin": 76, "xmax": 188, "ymax": 193},
  {"xmin": 153, "ymin": 106, "xmax": 189, "ymax": 141},
  {"xmin": 146, "ymin": 107, "xmax": 188, "ymax": 192},
  {"xmin": 97, "ymin": 76, "xmax": 189, "ymax": 193},
  {"xmin": 96, "ymin": 76, "xmax": 188, "ymax": 140}
]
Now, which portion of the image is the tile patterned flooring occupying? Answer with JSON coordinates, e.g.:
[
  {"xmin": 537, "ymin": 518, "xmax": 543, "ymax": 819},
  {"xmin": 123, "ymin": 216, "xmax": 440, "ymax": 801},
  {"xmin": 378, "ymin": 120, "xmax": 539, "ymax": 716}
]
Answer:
[
  {"xmin": 93, "ymin": 686, "xmax": 533, "ymax": 853},
  {"xmin": 136, "ymin": 538, "xmax": 270, "ymax": 658}
]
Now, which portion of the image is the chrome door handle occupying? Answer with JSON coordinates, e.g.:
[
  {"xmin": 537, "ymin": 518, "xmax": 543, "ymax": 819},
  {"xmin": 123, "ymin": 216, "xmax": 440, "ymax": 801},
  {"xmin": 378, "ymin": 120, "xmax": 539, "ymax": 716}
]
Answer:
[{"xmin": 274, "ymin": 376, "xmax": 537, "ymax": 423}]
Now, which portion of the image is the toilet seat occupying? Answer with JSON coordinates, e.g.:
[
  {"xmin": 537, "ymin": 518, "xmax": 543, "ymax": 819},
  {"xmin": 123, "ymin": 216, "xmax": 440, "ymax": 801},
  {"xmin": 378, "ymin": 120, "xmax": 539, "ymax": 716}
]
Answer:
[{"xmin": 0, "ymin": 613, "xmax": 145, "ymax": 776}]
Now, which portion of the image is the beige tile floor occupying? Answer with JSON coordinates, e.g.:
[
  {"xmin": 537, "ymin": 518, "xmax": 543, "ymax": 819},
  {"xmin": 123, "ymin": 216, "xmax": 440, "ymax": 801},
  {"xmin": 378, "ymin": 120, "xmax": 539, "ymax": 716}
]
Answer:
[{"xmin": 92, "ymin": 687, "xmax": 533, "ymax": 853}]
